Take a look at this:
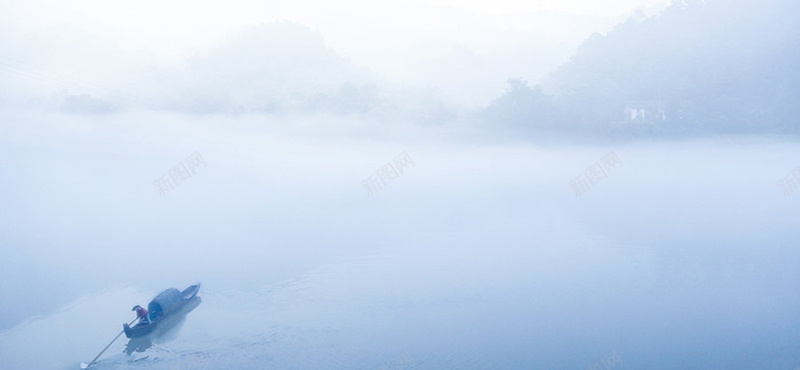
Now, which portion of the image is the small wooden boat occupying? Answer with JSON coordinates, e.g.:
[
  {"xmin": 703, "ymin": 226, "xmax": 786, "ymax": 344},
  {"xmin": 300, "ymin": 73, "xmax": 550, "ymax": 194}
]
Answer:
[{"xmin": 123, "ymin": 284, "xmax": 201, "ymax": 339}]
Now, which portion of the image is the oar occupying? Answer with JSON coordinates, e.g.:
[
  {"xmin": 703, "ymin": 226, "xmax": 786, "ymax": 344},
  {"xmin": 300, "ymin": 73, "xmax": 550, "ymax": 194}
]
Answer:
[{"xmin": 82, "ymin": 317, "xmax": 138, "ymax": 368}]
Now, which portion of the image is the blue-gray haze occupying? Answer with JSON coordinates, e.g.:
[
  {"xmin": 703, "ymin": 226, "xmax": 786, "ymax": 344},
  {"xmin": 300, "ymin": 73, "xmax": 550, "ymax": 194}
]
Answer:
[{"xmin": 0, "ymin": 0, "xmax": 798, "ymax": 369}]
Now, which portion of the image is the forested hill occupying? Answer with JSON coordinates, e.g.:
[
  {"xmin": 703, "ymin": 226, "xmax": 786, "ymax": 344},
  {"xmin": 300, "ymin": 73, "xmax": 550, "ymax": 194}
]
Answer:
[{"xmin": 486, "ymin": 0, "xmax": 800, "ymax": 136}]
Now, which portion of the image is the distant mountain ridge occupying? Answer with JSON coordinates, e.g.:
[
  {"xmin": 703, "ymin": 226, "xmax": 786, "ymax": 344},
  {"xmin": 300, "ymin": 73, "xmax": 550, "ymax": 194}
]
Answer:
[
  {"xmin": 486, "ymin": 0, "xmax": 800, "ymax": 136},
  {"xmin": 154, "ymin": 22, "xmax": 379, "ymax": 114}
]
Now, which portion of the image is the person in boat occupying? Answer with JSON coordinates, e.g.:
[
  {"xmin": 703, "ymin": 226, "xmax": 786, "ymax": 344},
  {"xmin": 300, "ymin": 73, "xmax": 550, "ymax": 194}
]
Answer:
[{"xmin": 132, "ymin": 305, "xmax": 150, "ymax": 324}]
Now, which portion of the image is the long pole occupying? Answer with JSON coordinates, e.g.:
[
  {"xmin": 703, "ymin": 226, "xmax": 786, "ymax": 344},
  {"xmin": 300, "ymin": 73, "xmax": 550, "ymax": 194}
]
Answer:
[{"xmin": 84, "ymin": 318, "xmax": 138, "ymax": 368}]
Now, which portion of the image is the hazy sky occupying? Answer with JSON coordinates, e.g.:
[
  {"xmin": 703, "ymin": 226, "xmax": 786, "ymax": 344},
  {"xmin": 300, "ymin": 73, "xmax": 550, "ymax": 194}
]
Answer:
[
  {"xmin": 0, "ymin": 0, "xmax": 668, "ymax": 83},
  {"xmin": 2, "ymin": 1, "xmax": 799, "ymax": 368}
]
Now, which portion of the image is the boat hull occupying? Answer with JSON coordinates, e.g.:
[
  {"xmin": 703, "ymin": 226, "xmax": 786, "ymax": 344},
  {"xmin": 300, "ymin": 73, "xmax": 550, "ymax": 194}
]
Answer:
[{"xmin": 123, "ymin": 284, "xmax": 201, "ymax": 339}]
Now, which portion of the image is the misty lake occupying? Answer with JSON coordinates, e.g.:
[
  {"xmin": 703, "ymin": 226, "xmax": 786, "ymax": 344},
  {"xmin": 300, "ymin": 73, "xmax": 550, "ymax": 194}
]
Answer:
[{"xmin": 0, "ymin": 111, "xmax": 798, "ymax": 369}]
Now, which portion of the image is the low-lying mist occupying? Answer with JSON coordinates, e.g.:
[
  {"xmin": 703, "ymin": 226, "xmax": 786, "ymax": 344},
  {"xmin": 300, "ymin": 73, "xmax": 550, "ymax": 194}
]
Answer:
[{"xmin": 1, "ymin": 109, "xmax": 798, "ymax": 369}]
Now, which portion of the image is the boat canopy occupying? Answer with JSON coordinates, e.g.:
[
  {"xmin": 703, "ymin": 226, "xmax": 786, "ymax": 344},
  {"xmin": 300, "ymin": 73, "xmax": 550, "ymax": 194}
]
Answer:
[{"xmin": 147, "ymin": 288, "xmax": 183, "ymax": 320}]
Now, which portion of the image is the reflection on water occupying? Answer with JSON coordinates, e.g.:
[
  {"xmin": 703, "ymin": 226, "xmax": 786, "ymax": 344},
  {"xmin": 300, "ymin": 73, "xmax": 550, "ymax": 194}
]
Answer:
[
  {"xmin": 123, "ymin": 297, "xmax": 201, "ymax": 359},
  {"xmin": 2, "ymin": 241, "xmax": 800, "ymax": 369},
  {"xmin": 124, "ymin": 297, "xmax": 201, "ymax": 357},
  {"xmin": 124, "ymin": 337, "xmax": 152, "ymax": 356},
  {"xmin": 1, "ymin": 137, "xmax": 800, "ymax": 369}
]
